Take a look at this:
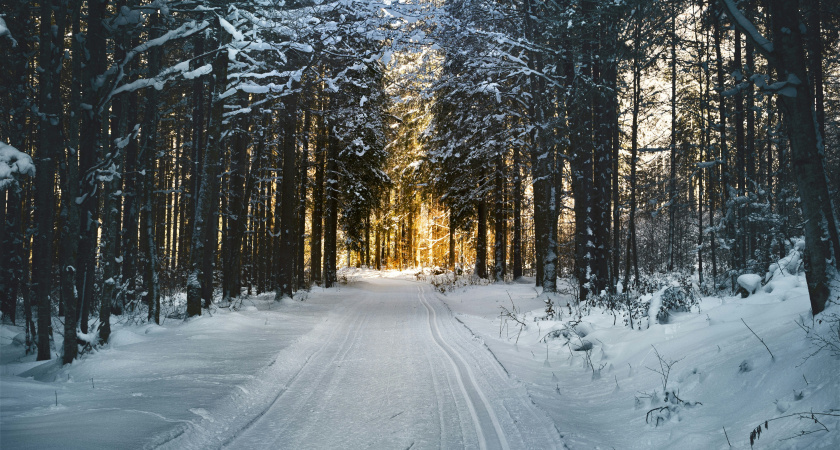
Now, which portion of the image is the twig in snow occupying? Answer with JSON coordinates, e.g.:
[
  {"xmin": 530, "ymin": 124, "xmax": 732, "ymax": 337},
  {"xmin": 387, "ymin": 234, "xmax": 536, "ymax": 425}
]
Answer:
[
  {"xmin": 749, "ymin": 411, "xmax": 840, "ymax": 446},
  {"xmin": 741, "ymin": 318, "xmax": 775, "ymax": 360}
]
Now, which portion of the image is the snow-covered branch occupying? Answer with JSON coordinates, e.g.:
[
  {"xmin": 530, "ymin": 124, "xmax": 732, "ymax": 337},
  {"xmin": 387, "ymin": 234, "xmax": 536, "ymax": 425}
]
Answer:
[{"xmin": 719, "ymin": 0, "xmax": 774, "ymax": 57}]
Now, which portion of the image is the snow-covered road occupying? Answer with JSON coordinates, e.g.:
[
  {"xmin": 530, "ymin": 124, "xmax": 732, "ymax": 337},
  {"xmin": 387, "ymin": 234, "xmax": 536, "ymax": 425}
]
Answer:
[{"xmin": 177, "ymin": 278, "xmax": 563, "ymax": 450}]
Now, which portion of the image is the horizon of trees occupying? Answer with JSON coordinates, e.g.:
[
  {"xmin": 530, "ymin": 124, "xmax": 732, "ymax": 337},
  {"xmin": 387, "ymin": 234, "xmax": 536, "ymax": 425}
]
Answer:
[{"xmin": 1, "ymin": 0, "xmax": 838, "ymax": 364}]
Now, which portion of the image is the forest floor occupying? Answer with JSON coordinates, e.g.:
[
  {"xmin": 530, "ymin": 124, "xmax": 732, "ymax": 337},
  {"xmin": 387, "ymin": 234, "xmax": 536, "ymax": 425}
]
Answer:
[{"xmin": 1, "ymin": 269, "xmax": 839, "ymax": 449}]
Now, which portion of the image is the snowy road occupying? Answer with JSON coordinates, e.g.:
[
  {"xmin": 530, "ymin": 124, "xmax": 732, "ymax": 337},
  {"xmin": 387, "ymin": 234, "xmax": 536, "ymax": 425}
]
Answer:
[{"xmin": 177, "ymin": 278, "xmax": 563, "ymax": 450}]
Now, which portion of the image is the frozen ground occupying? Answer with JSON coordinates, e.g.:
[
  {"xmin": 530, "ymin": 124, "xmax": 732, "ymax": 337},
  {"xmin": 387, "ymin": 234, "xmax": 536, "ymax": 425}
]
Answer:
[{"xmin": 1, "ymin": 267, "xmax": 838, "ymax": 449}]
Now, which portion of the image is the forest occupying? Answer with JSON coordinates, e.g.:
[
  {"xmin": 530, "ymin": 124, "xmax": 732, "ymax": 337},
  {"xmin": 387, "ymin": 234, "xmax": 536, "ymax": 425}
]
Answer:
[{"xmin": 1, "ymin": 0, "xmax": 839, "ymax": 369}]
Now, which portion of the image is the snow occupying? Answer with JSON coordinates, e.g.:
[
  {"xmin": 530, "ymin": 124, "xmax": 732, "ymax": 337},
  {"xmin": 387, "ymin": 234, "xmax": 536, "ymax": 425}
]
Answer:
[
  {"xmin": 437, "ymin": 273, "xmax": 840, "ymax": 449},
  {"xmin": 0, "ymin": 141, "xmax": 35, "ymax": 190},
  {"xmin": 218, "ymin": 17, "xmax": 245, "ymax": 42},
  {"xmin": 721, "ymin": 0, "xmax": 773, "ymax": 55},
  {"xmin": 182, "ymin": 64, "xmax": 212, "ymax": 80},
  {"xmin": 737, "ymin": 274, "xmax": 763, "ymax": 295},
  {"xmin": 0, "ymin": 16, "xmax": 17, "ymax": 46},
  {"xmin": 2, "ymin": 268, "xmax": 838, "ymax": 449}
]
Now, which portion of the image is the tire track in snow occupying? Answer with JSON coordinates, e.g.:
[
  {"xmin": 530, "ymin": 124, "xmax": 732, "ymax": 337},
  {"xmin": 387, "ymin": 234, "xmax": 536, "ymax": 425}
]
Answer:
[
  {"xmin": 223, "ymin": 299, "xmax": 372, "ymax": 448},
  {"xmin": 428, "ymin": 288, "xmax": 568, "ymax": 450},
  {"xmin": 417, "ymin": 286, "xmax": 510, "ymax": 450}
]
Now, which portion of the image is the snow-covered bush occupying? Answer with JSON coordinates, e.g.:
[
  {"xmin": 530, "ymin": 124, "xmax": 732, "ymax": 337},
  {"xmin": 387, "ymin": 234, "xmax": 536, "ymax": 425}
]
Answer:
[
  {"xmin": 656, "ymin": 278, "xmax": 700, "ymax": 324},
  {"xmin": 583, "ymin": 291, "xmax": 650, "ymax": 329},
  {"xmin": 577, "ymin": 273, "xmax": 700, "ymax": 328},
  {"xmin": 427, "ymin": 269, "xmax": 491, "ymax": 293}
]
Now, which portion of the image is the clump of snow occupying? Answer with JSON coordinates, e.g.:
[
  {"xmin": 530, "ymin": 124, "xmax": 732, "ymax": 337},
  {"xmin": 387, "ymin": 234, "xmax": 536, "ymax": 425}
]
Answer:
[
  {"xmin": 0, "ymin": 17, "xmax": 17, "ymax": 46},
  {"xmin": 218, "ymin": 17, "xmax": 244, "ymax": 42},
  {"xmin": 737, "ymin": 274, "xmax": 763, "ymax": 295},
  {"xmin": 182, "ymin": 63, "xmax": 212, "ymax": 80},
  {"xmin": 0, "ymin": 141, "xmax": 35, "ymax": 190}
]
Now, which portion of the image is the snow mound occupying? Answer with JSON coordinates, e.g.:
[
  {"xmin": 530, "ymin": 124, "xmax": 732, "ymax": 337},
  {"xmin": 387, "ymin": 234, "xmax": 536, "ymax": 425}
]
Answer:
[
  {"xmin": 108, "ymin": 329, "xmax": 149, "ymax": 347},
  {"xmin": 737, "ymin": 274, "xmax": 762, "ymax": 295}
]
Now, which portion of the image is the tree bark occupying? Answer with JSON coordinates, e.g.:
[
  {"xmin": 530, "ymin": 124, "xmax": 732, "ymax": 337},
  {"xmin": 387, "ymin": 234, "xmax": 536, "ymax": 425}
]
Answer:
[
  {"xmin": 187, "ymin": 17, "xmax": 228, "ymax": 316},
  {"xmin": 297, "ymin": 106, "xmax": 310, "ymax": 288},
  {"xmin": 34, "ymin": 0, "xmax": 68, "ymax": 361},
  {"xmin": 476, "ymin": 196, "xmax": 487, "ymax": 279},
  {"xmin": 139, "ymin": 9, "xmax": 161, "ymax": 324},
  {"xmin": 310, "ymin": 111, "xmax": 325, "ymax": 284},
  {"xmin": 59, "ymin": 2, "xmax": 82, "ymax": 364},
  {"xmin": 222, "ymin": 91, "xmax": 251, "ymax": 302},
  {"xmin": 668, "ymin": 7, "xmax": 678, "ymax": 272},
  {"xmin": 277, "ymin": 83, "xmax": 300, "ymax": 299},
  {"xmin": 323, "ymin": 121, "xmax": 339, "ymax": 288},
  {"xmin": 493, "ymin": 151, "xmax": 506, "ymax": 281},
  {"xmin": 512, "ymin": 144, "xmax": 523, "ymax": 279},
  {"xmin": 0, "ymin": 0, "xmax": 31, "ymax": 326}
]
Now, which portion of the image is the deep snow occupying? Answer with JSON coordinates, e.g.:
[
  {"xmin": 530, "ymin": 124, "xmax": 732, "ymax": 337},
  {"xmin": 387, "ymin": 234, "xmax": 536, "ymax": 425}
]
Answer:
[{"xmin": 1, "ymin": 268, "xmax": 838, "ymax": 449}]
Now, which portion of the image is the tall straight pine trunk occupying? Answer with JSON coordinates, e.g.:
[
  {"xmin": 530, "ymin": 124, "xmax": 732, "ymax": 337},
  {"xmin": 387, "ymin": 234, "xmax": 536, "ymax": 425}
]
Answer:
[{"xmin": 187, "ymin": 17, "xmax": 229, "ymax": 316}]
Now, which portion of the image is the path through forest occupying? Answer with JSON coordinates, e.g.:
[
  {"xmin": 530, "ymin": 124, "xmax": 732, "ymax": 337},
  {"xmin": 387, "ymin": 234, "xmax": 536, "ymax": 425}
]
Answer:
[{"xmin": 166, "ymin": 278, "xmax": 563, "ymax": 449}]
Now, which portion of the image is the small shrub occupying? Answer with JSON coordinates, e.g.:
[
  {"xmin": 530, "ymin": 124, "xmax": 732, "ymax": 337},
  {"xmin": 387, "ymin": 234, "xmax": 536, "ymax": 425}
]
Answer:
[
  {"xmin": 582, "ymin": 290, "xmax": 650, "ymax": 330},
  {"xmin": 656, "ymin": 275, "xmax": 700, "ymax": 324}
]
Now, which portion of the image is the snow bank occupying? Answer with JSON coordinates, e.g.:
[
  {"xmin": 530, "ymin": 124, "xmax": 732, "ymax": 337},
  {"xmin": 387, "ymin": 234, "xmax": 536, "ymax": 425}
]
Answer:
[
  {"xmin": 0, "ymin": 292, "xmax": 343, "ymax": 448},
  {"xmin": 437, "ymin": 274, "xmax": 840, "ymax": 449}
]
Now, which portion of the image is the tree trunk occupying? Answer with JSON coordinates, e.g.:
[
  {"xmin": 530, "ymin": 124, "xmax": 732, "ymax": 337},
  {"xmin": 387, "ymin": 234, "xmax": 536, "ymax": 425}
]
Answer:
[
  {"xmin": 734, "ymin": 28, "xmax": 746, "ymax": 273},
  {"xmin": 323, "ymin": 122, "xmax": 339, "ymax": 288},
  {"xmin": 277, "ymin": 84, "xmax": 300, "ymax": 300},
  {"xmin": 310, "ymin": 116, "xmax": 325, "ymax": 284},
  {"xmin": 746, "ymin": 36, "xmax": 757, "ymax": 269},
  {"xmin": 524, "ymin": 0, "xmax": 547, "ymax": 288},
  {"xmin": 139, "ymin": 9, "xmax": 161, "ymax": 324},
  {"xmin": 668, "ymin": 8, "xmax": 678, "ymax": 272},
  {"xmin": 448, "ymin": 209, "xmax": 456, "ymax": 270},
  {"xmin": 375, "ymin": 208, "xmax": 382, "ymax": 270},
  {"xmin": 512, "ymin": 144, "xmax": 523, "ymax": 279},
  {"xmin": 0, "ymin": 0, "xmax": 32, "ymax": 326},
  {"xmin": 187, "ymin": 17, "xmax": 229, "ymax": 316},
  {"xmin": 222, "ymin": 93, "xmax": 251, "ymax": 302},
  {"xmin": 592, "ymin": 15, "xmax": 615, "ymax": 295},
  {"xmin": 297, "ymin": 107, "xmax": 310, "ymax": 288},
  {"xmin": 59, "ymin": 3, "xmax": 82, "ymax": 364},
  {"xmin": 76, "ymin": 0, "xmax": 108, "ymax": 334},
  {"xmin": 624, "ymin": 26, "xmax": 641, "ymax": 289},
  {"xmin": 712, "ymin": 10, "xmax": 732, "ymax": 285},
  {"xmin": 476, "ymin": 196, "xmax": 487, "ymax": 279},
  {"xmin": 493, "ymin": 151, "xmax": 506, "ymax": 281},
  {"xmin": 34, "ymin": 0, "xmax": 68, "ymax": 361},
  {"xmin": 767, "ymin": 0, "xmax": 840, "ymax": 314}
]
